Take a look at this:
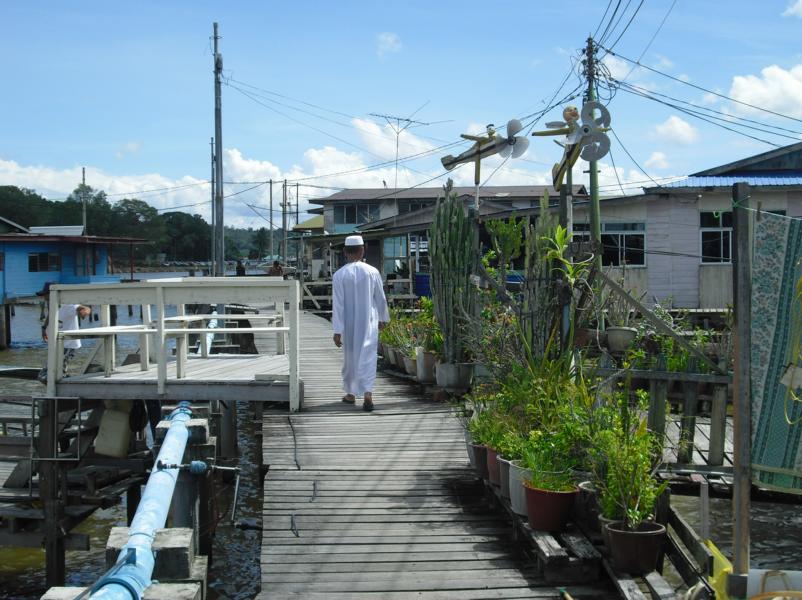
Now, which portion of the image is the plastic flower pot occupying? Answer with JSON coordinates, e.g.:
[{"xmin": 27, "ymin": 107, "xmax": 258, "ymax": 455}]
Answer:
[
  {"xmin": 464, "ymin": 430, "xmax": 476, "ymax": 468},
  {"xmin": 415, "ymin": 347, "xmax": 436, "ymax": 384},
  {"xmin": 573, "ymin": 480, "xmax": 601, "ymax": 532},
  {"xmin": 606, "ymin": 326, "xmax": 637, "ymax": 354},
  {"xmin": 606, "ymin": 521, "xmax": 667, "ymax": 575},
  {"xmin": 435, "ymin": 362, "xmax": 473, "ymax": 392},
  {"xmin": 497, "ymin": 456, "xmax": 512, "ymax": 500},
  {"xmin": 486, "ymin": 447, "xmax": 501, "ymax": 487},
  {"xmin": 508, "ymin": 460, "xmax": 531, "ymax": 517},
  {"xmin": 524, "ymin": 483, "xmax": 578, "ymax": 532},
  {"xmin": 470, "ymin": 443, "xmax": 488, "ymax": 480},
  {"xmin": 402, "ymin": 355, "xmax": 418, "ymax": 377}
]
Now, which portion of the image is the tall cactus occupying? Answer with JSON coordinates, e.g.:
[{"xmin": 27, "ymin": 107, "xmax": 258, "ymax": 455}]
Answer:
[{"xmin": 428, "ymin": 180, "xmax": 477, "ymax": 364}]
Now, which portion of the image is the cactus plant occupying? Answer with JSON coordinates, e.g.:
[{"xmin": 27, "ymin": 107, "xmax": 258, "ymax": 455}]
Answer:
[{"xmin": 428, "ymin": 179, "xmax": 477, "ymax": 364}]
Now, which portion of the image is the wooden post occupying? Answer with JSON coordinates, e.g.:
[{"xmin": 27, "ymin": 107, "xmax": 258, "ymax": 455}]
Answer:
[
  {"xmin": 175, "ymin": 303, "xmax": 186, "ymax": 379},
  {"xmin": 46, "ymin": 289, "xmax": 60, "ymax": 397},
  {"xmin": 100, "ymin": 304, "xmax": 114, "ymax": 377},
  {"xmin": 140, "ymin": 304, "xmax": 152, "ymax": 370},
  {"xmin": 728, "ymin": 182, "xmax": 751, "ymax": 599},
  {"xmin": 197, "ymin": 470, "xmax": 214, "ymax": 559},
  {"xmin": 39, "ymin": 399, "xmax": 66, "ymax": 586},
  {"xmin": 156, "ymin": 286, "xmax": 167, "ymax": 395},
  {"xmin": 0, "ymin": 303, "xmax": 9, "ymax": 350},
  {"xmin": 708, "ymin": 359, "xmax": 728, "ymax": 466},
  {"xmin": 288, "ymin": 280, "xmax": 300, "ymax": 412},
  {"xmin": 678, "ymin": 358, "xmax": 699, "ymax": 464},
  {"xmin": 648, "ymin": 354, "xmax": 668, "ymax": 441}
]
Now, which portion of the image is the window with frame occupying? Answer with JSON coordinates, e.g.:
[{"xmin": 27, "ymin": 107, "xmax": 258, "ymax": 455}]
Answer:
[
  {"xmin": 573, "ymin": 222, "xmax": 645, "ymax": 266},
  {"xmin": 334, "ymin": 202, "xmax": 379, "ymax": 225},
  {"xmin": 398, "ymin": 201, "xmax": 433, "ymax": 214},
  {"xmin": 383, "ymin": 236, "xmax": 408, "ymax": 277},
  {"xmin": 700, "ymin": 211, "xmax": 732, "ymax": 263},
  {"xmin": 28, "ymin": 252, "xmax": 61, "ymax": 272}
]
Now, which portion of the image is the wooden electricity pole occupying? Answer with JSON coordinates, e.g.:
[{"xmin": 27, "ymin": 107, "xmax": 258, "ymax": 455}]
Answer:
[
  {"xmin": 213, "ymin": 22, "xmax": 225, "ymax": 276},
  {"xmin": 585, "ymin": 37, "xmax": 602, "ymax": 275},
  {"xmin": 729, "ymin": 181, "xmax": 751, "ymax": 599}
]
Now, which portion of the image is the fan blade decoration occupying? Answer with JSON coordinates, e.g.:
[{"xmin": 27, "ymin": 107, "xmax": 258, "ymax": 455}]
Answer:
[{"xmin": 531, "ymin": 101, "xmax": 612, "ymax": 191}]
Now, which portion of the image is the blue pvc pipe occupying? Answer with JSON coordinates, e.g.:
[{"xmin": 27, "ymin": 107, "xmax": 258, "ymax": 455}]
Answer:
[{"xmin": 90, "ymin": 401, "xmax": 193, "ymax": 600}]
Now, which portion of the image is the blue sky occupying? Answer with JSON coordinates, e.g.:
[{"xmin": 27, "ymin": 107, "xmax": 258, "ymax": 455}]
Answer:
[{"xmin": 1, "ymin": 1, "xmax": 801, "ymax": 227}]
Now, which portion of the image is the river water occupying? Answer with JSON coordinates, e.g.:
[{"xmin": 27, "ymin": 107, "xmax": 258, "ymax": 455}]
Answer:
[
  {"xmin": 0, "ymin": 290, "xmax": 262, "ymax": 600},
  {"xmin": 0, "ymin": 290, "xmax": 800, "ymax": 597}
]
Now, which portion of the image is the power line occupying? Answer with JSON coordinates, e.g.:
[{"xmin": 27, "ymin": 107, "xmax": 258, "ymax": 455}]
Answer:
[
  {"xmin": 609, "ymin": 128, "xmax": 662, "ymax": 187},
  {"xmin": 617, "ymin": 84, "xmax": 785, "ymax": 147},
  {"xmin": 605, "ymin": 0, "xmax": 645, "ymax": 51},
  {"xmin": 632, "ymin": 0, "xmax": 677, "ymax": 64},
  {"xmin": 156, "ymin": 200, "xmax": 212, "ymax": 212},
  {"xmin": 617, "ymin": 80, "xmax": 802, "ymax": 137},
  {"xmin": 593, "ymin": 1, "xmax": 616, "ymax": 39},
  {"xmin": 599, "ymin": 44, "xmax": 802, "ymax": 124}
]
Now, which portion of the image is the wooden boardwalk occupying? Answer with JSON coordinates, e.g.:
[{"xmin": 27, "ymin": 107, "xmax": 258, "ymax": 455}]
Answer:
[{"xmin": 258, "ymin": 313, "xmax": 615, "ymax": 599}]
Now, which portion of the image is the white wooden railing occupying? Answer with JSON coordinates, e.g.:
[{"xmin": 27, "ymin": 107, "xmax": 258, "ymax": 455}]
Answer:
[{"xmin": 45, "ymin": 277, "xmax": 301, "ymax": 411}]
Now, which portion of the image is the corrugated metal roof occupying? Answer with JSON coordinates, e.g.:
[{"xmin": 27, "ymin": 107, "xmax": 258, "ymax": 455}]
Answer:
[
  {"xmin": 29, "ymin": 225, "xmax": 85, "ymax": 235},
  {"xmin": 651, "ymin": 176, "xmax": 802, "ymax": 189},
  {"xmin": 309, "ymin": 185, "xmax": 587, "ymax": 204}
]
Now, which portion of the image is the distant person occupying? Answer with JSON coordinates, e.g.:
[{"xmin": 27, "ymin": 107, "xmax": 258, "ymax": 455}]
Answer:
[
  {"xmin": 235, "ymin": 259, "xmax": 246, "ymax": 276},
  {"xmin": 332, "ymin": 235, "xmax": 389, "ymax": 412},
  {"xmin": 268, "ymin": 261, "xmax": 284, "ymax": 277},
  {"xmin": 37, "ymin": 283, "xmax": 91, "ymax": 380}
]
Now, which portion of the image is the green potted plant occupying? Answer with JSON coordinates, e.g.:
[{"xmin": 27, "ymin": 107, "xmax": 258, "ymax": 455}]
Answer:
[
  {"xmin": 596, "ymin": 394, "xmax": 668, "ymax": 574},
  {"xmin": 415, "ymin": 297, "xmax": 441, "ymax": 384},
  {"xmin": 521, "ymin": 425, "xmax": 579, "ymax": 531},
  {"xmin": 429, "ymin": 179, "xmax": 476, "ymax": 392},
  {"xmin": 605, "ymin": 277, "xmax": 645, "ymax": 354},
  {"xmin": 497, "ymin": 429, "xmax": 526, "ymax": 505}
]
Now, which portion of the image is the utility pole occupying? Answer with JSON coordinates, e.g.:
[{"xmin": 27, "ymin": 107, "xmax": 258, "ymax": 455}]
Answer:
[
  {"xmin": 729, "ymin": 182, "xmax": 751, "ymax": 600},
  {"xmin": 585, "ymin": 37, "xmax": 602, "ymax": 274},
  {"xmin": 269, "ymin": 179, "xmax": 274, "ymax": 260},
  {"xmin": 282, "ymin": 180, "xmax": 288, "ymax": 263},
  {"xmin": 210, "ymin": 137, "xmax": 216, "ymax": 265},
  {"xmin": 81, "ymin": 167, "xmax": 87, "ymax": 235},
  {"xmin": 213, "ymin": 22, "xmax": 225, "ymax": 277},
  {"xmin": 295, "ymin": 182, "xmax": 300, "ymax": 271}
]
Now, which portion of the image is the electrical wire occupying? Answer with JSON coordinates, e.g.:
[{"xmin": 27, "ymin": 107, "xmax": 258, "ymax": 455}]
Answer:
[
  {"xmin": 104, "ymin": 181, "xmax": 211, "ymax": 197},
  {"xmin": 606, "ymin": 147, "xmax": 628, "ymax": 197},
  {"xmin": 593, "ymin": 1, "xmax": 616, "ymax": 39},
  {"xmin": 156, "ymin": 200, "xmax": 212, "ymax": 213},
  {"xmin": 609, "ymin": 128, "xmax": 662, "ymax": 187},
  {"xmin": 599, "ymin": 44, "xmax": 802, "ymax": 124}
]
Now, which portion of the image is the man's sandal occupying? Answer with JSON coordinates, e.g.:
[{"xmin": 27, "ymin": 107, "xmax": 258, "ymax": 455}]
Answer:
[
  {"xmin": 362, "ymin": 398, "xmax": 374, "ymax": 412},
  {"xmin": 342, "ymin": 395, "xmax": 356, "ymax": 404}
]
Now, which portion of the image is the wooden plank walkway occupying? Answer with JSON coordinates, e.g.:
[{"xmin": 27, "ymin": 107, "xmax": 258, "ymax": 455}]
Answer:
[{"xmin": 258, "ymin": 312, "xmax": 615, "ymax": 599}]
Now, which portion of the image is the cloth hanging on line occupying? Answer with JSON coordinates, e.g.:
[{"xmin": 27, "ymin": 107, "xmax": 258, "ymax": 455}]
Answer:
[{"xmin": 751, "ymin": 210, "xmax": 802, "ymax": 494}]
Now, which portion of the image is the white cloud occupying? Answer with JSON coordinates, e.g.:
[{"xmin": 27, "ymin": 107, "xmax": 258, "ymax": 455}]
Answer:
[
  {"xmin": 655, "ymin": 54, "xmax": 674, "ymax": 69},
  {"xmin": 728, "ymin": 64, "xmax": 802, "ymax": 118},
  {"xmin": 376, "ymin": 32, "xmax": 401, "ymax": 59},
  {"xmin": 677, "ymin": 73, "xmax": 691, "ymax": 82},
  {"xmin": 115, "ymin": 141, "xmax": 141, "ymax": 159},
  {"xmin": 645, "ymin": 151, "xmax": 669, "ymax": 170},
  {"xmin": 783, "ymin": 0, "xmax": 802, "ymax": 17},
  {"xmin": 701, "ymin": 92, "xmax": 720, "ymax": 105},
  {"xmin": 602, "ymin": 54, "xmax": 633, "ymax": 80},
  {"xmin": 654, "ymin": 115, "xmax": 699, "ymax": 144}
]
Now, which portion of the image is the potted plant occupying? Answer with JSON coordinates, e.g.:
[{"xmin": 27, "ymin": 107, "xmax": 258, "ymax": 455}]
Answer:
[
  {"xmin": 467, "ymin": 406, "xmax": 506, "ymax": 484},
  {"xmin": 596, "ymin": 394, "xmax": 668, "ymax": 574},
  {"xmin": 605, "ymin": 279, "xmax": 645, "ymax": 354},
  {"xmin": 521, "ymin": 426, "xmax": 579, "ymax": 532},
  {"xmin": 415, "ymin": 297, "xmax": 441, "ymax": 384},
  {"xmin": 429, "ymin": 180, "xmax": 476, "ymax": 392},
  {"xmin": 497, "ymin": 429, "xmax": 526, "ymax": 504}
]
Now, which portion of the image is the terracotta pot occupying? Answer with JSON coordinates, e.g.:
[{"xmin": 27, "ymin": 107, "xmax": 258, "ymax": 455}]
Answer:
[
  {"xmin": 497, "ymin": 456, "xmax": 512, "ymax": 500},
  {"xmin": 435, "ymin": 362, "xmax": 473, "ymax": 392},
  {"xmin": 486, "ymin": 448, "xmax": 501, "ymax": 486},
  {"xmin": 606, "ymin": 521, "xmax": 667, "ymax": 575},
  {"xmin": 471, "ymin": 443, "xmax": 488, "ymax": 480},
  {"xmin": 464, "ymin": 430, "xmax": 476, "ymax": 468},
  {"xmin": 402, "ymin": 355, "xmax": 418, "ymax": 376},
  {"xmin": 508, "ymin": 460, "xmax": 531, "ymax": 517},
  {"xmin": 606, "ymin": 326, "xmax": 637, "ymax": 353},
  {"xmin": 415, "ymin": 348, "xmax": 436, "ymax": 384},
  {"xmin": 524, "ymin": 483, "xmax": 578, "ymax": 532}
]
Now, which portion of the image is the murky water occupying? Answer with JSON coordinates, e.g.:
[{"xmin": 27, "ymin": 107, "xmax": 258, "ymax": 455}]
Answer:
[{"xmin": 0, "ymin": 301, "xmax": 263, "ymax": 599}]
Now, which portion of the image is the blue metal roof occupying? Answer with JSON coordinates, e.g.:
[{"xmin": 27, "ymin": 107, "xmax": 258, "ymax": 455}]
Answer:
[{"xmin": 654, "ymin": 175, "xmax": 802, "ymax": 189}]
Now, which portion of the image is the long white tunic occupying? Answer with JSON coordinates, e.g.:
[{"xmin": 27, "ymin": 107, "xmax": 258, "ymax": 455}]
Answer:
[{"xmin": 332, "ymin": 261, "xmax": 390, "ymax": 396}]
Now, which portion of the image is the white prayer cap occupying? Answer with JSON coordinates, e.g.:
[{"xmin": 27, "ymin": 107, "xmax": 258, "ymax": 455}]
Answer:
[{"xmin": 344, "ymin": 235, "xmax": 364, "ymax": 247}]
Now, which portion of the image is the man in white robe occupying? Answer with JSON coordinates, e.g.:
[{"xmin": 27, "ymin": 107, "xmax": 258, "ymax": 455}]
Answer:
[{"xmin": 332, "ymin": 235, "xmax": 390, "ymax": 412}]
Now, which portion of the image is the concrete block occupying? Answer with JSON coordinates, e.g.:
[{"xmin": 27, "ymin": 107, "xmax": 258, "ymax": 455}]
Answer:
[
  {"xmin": 143, "ymin": 583, "xmax": 202, "ymax": 600},
  {"xmin": 155, "ymin": 418, "xmax": 209, "ymax": 444},
  {"xmin": 106, "ymin": 527, "xmax": 195, "ymax": 579},
  {"xmin": 42, "ymin": 587, "xmax": 88, "ymax": 599}
]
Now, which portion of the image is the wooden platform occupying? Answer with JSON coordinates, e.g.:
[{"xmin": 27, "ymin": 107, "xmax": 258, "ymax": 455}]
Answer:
[
  {"xmin": 55, "ymin": 353, "xmax": 291, "ymax": 402},
  {"xmin": 258, "ymin": 313, "xmax": 616, "ymax": 599}
]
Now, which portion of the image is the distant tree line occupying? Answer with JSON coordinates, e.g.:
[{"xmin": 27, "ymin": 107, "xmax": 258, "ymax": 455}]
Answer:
[{"xmin": 0, "ymin": 185, "xmax": 283, "ymax": 262}]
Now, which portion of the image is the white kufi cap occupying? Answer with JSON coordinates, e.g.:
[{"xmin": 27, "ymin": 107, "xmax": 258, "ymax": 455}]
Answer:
[{"xmin": 344, "ymin": 235, "xmax": 364, "ymax": 247}]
